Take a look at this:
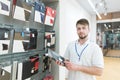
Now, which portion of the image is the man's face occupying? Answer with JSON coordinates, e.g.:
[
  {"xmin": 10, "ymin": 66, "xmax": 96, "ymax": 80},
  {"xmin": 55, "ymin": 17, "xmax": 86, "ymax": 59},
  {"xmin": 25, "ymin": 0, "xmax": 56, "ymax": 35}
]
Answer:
[{"xmin": 76, "ymin": 24, "xmax": 89, "ymax": 39}]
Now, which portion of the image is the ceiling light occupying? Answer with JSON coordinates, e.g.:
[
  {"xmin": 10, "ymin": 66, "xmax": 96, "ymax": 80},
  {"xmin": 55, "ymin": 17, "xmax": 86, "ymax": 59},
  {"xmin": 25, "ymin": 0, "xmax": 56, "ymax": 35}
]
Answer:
[
  {"xmin": 90, "ymin": 0, "xmax": 108, "ymax": 17},
  {"xmin": 103, "ymin": 2, "xmax": 107, "ymax": 16},
  {"xmin": 108, "ymin": 25, "xmax": 111, "ymax": 27},
  {"xmin": 104, "ymin": 24, "xmax": 107, "ymax": 27},
  {"xmin": 112, "ymin": 30, "xmax": 114, "ymax": 33},
  {"xmin": 99, "ymin": 0, "xmax": 104, "ymax": 6},
  {"xmin": 118, "ymin": 28, "xmax": 120, "ymax": 30},
  {"xmin": 104, "ymin": 12, "xmax": 107, "ymax": 16},
  {"xmin": 88, "ymin": 0, "xmax": 102, "ymax": 19},
  {"xmin": 104, "ymin": 8, "xmax": 107, "ymax": 16},
  {"xmin": 99, "ymin": 2, "xmax": 103, "ymax": 6}
]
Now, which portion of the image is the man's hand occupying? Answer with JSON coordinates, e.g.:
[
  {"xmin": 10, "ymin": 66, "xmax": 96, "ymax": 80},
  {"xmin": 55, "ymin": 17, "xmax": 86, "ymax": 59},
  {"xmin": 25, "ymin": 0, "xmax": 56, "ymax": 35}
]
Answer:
[
  {"xmin": 56, "ymin": 60, "xmax": 65, "ymax": 66},
  {"xmin": 64, "ymin": 61, "xmax": 103, "ymax": 76},
  {"xmin": 64, "ymin": 61, "xmax": 79, "ymax": 71},
  {"xmin": 56, "ymin": 59, "xmax": 69, "ymax": 66}
]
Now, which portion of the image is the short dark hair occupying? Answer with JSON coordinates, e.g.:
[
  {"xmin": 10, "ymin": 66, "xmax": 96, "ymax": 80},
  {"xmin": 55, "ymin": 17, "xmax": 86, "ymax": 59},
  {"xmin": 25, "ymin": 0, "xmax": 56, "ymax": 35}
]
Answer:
[{"xmin": 76, "ymin": 18, "xmax": 89, "ymax": 27}]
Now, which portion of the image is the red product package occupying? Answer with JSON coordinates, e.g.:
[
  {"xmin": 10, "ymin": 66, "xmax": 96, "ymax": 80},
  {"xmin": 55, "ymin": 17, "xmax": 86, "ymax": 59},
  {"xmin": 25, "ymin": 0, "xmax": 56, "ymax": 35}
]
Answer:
[
  {"xmin": 43, "ymin": 75, "xmax": 54, "ymax": 80},
  {"xmin": 44, "ymin": 7, "xmax": 56, "ymax": 26}
]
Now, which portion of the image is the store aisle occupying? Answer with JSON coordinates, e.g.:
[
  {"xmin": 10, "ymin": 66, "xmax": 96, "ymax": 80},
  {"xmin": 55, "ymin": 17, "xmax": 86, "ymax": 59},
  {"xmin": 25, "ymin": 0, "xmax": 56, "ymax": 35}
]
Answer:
[{"xmin": 96, "ymin": 57, "xmax": 120, "ymax": 80}]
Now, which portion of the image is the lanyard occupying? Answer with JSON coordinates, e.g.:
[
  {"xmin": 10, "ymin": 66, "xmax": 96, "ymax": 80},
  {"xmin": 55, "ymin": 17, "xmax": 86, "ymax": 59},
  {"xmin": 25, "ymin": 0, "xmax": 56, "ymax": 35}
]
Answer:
[{"xmin": 75, "ymin": 42, "xmax": 89, "ymax": 61}]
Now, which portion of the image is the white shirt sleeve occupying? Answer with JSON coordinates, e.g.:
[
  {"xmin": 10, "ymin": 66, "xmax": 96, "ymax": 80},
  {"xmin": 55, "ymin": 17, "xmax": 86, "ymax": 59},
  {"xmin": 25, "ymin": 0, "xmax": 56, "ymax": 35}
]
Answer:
[{"xmin": 92, "ymin": 45, "xmax": 104, "ymax": 68}]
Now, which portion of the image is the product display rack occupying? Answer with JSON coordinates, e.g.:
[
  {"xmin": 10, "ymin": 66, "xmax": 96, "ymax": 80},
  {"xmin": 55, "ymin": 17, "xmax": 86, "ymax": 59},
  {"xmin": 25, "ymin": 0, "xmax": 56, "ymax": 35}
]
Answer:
[
  {"xmin": 0, "ymin": 0, "xmax": 58, "ymax": 80},
  {"xmin": 0, "ymin": 50, "xmax": 45, "ymax": 65},
  {"xmin": 0, "ymin": 26, "xmax": 46, "ymax": 80}
]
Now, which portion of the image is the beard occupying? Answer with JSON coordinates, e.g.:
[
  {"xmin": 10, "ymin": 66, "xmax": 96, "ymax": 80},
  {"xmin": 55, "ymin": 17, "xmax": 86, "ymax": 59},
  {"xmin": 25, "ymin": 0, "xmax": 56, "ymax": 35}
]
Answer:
[{"xmin": 79, "ymin": 35, "xmax": 88, "ymax": 39}]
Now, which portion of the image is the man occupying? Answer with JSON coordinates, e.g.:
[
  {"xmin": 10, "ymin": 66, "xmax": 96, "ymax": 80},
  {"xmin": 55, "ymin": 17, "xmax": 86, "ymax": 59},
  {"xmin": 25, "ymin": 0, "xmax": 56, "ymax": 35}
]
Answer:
[{"xmin": 57, "ymin": 18, "xmax": 104, "ymax": 80}]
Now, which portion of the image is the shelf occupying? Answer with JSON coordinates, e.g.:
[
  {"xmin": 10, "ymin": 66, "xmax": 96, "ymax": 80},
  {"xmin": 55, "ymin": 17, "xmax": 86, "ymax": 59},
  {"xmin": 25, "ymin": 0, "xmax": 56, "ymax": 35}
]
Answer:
[
  {"xmin": 42, "ymin": 0, "xmax": 59, "ymax": 3},
  {"xmin": 0, "ymin": 50, "xmax": 45, "ymax": 65}
]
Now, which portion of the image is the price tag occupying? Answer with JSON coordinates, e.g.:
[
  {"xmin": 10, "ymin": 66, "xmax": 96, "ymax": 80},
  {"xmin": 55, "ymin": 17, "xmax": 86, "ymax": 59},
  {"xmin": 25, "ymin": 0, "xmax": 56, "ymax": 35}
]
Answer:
[{"xmin": 4, "ymin": 32, "xmax": 8, "ymax": 38}]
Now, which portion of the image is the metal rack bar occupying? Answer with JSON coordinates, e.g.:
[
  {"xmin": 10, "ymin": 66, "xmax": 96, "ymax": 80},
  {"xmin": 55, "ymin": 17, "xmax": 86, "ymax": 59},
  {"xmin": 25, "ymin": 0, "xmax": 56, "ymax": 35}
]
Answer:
[{"xmin": 0, "ymin": 50, "xmax": 45, "ymax": 64}]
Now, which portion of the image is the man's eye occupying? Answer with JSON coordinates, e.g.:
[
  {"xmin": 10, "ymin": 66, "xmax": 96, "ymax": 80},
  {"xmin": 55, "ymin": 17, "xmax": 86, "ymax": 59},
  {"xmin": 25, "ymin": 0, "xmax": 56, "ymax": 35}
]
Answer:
[{"xmin": 77, "ymin": 28, "xmax": 81, "ymax": 30}]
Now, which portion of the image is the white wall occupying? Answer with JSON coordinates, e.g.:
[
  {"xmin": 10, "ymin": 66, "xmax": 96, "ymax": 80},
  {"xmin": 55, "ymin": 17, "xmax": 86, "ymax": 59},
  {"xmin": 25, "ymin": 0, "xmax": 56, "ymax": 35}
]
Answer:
[
  {"xmin": 90, "ymin": 15, "xmax": 97, "ymax": 43},
  {"xmin": 58, "ymin": 0, "xmax": 96, "ymax": 80},
  {"xmin": 52, "ymin": 2, "xmax": 60, "ymax": 80}
]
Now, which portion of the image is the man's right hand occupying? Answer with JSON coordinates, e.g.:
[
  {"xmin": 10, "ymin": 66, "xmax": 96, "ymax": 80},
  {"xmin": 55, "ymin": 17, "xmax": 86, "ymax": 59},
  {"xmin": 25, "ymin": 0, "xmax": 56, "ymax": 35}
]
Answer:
[
  {"xmin": 56, "ymin": 59, "xmax": 69, "ymax": 66},
  {"xmin": 55, "ymin": 60, "xmax": 65, "ymax": 66}
]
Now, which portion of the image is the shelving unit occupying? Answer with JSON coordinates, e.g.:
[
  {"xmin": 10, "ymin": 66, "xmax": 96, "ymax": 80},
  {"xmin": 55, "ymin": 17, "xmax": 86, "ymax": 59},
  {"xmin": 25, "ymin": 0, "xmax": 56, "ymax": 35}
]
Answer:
[
  {"xmin": 0, "ymin": 0, "xmax": 58, "ymax": 80},
  {"xmin": 0, "ymin": 50, "xmax": 45, "ymax": 64}
]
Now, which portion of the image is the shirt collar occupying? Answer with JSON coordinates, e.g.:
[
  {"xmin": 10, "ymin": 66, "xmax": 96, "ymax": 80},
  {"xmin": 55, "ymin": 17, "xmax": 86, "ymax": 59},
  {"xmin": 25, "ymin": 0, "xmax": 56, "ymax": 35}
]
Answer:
[{"xmin": 76, "ymin": 39, "xmax": 90, "ymax": 46}]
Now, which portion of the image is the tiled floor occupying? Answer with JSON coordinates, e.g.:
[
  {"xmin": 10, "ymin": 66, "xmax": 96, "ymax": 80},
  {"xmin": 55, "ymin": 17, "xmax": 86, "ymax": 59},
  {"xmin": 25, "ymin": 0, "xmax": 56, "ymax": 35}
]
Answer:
[{"xmin": 96, "ymin": 57, "xmax": 120, "ymax": 80}]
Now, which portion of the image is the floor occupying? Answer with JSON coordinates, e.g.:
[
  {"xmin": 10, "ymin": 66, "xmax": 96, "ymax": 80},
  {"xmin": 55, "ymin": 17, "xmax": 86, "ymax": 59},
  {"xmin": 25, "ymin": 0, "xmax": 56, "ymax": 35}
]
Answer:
[
  {"xmin": 105, "ymin": 49, "xmax": 120, "ymax": 57},
  {"xmin": 96, "ymin": 57, "xmax": 120, "ymax": 80}
]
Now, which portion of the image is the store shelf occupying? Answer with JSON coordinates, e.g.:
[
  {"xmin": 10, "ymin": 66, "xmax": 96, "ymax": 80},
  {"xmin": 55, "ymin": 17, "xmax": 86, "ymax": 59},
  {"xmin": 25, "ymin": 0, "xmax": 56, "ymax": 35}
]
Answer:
[{"xmin": 0, "ymin": 50, "xmax": 45, "ymax": 65}]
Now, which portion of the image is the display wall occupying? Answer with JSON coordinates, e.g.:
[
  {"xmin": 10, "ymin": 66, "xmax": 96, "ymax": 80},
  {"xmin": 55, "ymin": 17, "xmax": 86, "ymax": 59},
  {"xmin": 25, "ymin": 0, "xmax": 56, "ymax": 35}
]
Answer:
[{"xmin": 0, "ymin": 0, "xmax": 57, "ymax": 80}]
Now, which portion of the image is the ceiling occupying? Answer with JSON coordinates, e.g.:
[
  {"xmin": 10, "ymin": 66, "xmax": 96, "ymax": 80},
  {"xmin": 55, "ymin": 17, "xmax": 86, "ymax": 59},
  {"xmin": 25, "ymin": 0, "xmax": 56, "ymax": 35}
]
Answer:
[
  {"xmin": 77, "ymin": 0, "xmax": 120, "ymax": 33},
  {"xmin": 41, "ymin": 0, "xmax": 120, "ymax": 14},
  {"xmin": 78, "ymin": 0, "xmax": 120, "ymax": 14}
]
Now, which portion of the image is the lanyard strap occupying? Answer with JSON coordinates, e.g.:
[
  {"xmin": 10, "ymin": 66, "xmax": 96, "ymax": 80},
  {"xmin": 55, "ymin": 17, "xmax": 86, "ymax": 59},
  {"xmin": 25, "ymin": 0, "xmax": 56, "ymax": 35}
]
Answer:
[{"xmin": 75, "ymin": 42, "xmax": 89, "ymax": 61}]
